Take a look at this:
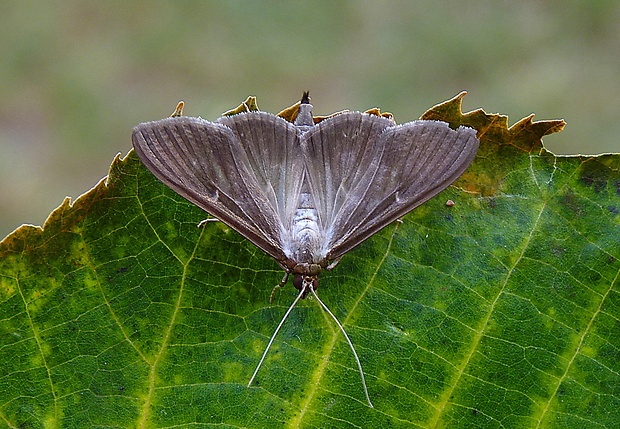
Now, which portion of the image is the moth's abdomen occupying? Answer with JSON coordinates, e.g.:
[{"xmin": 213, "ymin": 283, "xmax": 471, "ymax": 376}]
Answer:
[
  {"xmin": 290, "ymin": 207, "xmax": 323, "ymax": 263},
  {"xmin": 281, "ymin": 191, "xmax": 326, "ymax": 265}
]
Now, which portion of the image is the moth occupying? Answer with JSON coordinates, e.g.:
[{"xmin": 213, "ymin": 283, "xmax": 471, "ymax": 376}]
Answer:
[{"xmin": 132, "ymin": 93, "xmax": 479, "ymax": 407}]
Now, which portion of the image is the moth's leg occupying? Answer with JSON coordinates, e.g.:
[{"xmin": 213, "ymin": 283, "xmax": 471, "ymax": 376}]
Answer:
[
  {"xmin": 197, "ymin": 217, "xmax": 219, "ymax": 228},
  {"xmin": 326, "ymin": 257, "xmax": 342, "ymax": 271},
  {"xmin": 269, "ymin": 272, "xmax": 289, "ymax": 303}
]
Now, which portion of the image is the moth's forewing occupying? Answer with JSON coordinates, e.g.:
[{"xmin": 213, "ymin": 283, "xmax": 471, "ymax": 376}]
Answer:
[
  {"xmin": 301, "ymin": 115, "xmax": 478, "ymax": 260},
  {"xmin": 132, "ymin": 115, "xmax": 301, "ymax": 261},
  {"xmin": 217, "ymin": 113, "xmax": 305, "ymax": 224},
  {"xmin": 301, "ymin": 113, "xmax": 394, "ymax": 242}
]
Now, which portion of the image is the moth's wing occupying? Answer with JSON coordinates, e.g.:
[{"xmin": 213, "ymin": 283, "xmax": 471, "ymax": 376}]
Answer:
[
  {"xmin": 301, "ymin": 113, "xmax": 478, "ymax": 261},
  {"xmin": 217, "ymin": 112, "xmax": 305, "ymax": 225},
  {"xmin": 132, "ymin": 113, "xmax": 304, "ymax": 261},
  {"xmin": 300, "ymin": 113, "xmax": 388, "ymax": 231}
]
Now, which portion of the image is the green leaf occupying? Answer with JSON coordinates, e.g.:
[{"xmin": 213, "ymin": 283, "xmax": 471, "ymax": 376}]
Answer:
[{"xmin": 1, "ymin": 93, "xmax": 618, "ymax": 428}]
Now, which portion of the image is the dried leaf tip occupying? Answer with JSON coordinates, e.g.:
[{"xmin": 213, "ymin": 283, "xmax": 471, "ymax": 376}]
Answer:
[{"xmin": 170, "ymin": 101, "xmax": 184, "ymax": 117}]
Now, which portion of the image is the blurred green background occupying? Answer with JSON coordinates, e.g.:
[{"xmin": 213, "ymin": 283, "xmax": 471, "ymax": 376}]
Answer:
[{"xmin": 1, "ymin": 0, "xmax": 619, "ymax": 239}]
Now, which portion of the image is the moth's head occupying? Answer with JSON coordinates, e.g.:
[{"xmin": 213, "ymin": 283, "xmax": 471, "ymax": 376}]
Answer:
[{"xmin": 293, "ymin": 274, "xmax": 319, "ymax": 298}]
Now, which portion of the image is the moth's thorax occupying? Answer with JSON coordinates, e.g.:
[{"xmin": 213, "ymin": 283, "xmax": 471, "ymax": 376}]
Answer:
[{"xmin": 294, "ymin": 102, "xmax": 314, "ymax": 132}]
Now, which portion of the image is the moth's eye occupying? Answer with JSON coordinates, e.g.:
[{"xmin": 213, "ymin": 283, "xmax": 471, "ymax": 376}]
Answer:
[
  {"xmin": 293, "ymin": 275, "xmax": 303, "ymax": 291},
  {"xmin": 312, "ymin": 277, "xmax": 319, "ymax": 290}
]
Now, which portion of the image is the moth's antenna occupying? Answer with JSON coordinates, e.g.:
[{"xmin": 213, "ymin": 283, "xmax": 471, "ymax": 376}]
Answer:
[
  {"xmin": 249, "ymin": 281, "xmax": 374, "ymax": 408},
  {"xmin": 309, "ymin": 284, "xmax": 374, "ymax": 408},
  {"xmin": 248, "ymin": 286, "xmax": 306, "ymax": 387}
]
